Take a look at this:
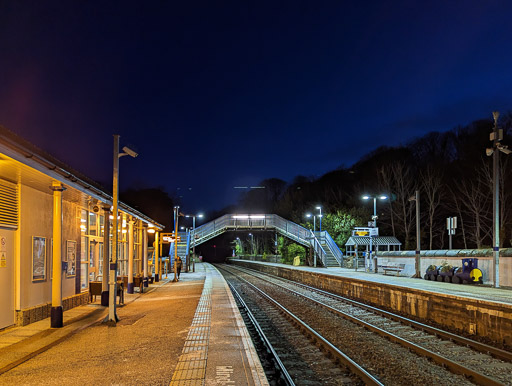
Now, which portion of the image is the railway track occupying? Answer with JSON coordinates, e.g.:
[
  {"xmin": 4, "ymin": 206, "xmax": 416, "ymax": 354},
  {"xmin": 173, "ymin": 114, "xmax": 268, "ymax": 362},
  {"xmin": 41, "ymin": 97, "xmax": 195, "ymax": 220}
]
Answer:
[
  {"xmin": 219, "ymin": 264, "xmax": 512, "ymax": 386},
  {"xmin": 221, "ymin": 267, "xmax": 377, "ymax": 385}
]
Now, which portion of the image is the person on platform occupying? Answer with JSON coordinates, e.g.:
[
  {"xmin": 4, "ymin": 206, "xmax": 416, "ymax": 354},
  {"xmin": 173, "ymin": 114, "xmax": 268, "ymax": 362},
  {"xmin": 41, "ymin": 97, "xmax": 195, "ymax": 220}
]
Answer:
[{"xmin": 175, "ymin": 255, "xmax": 183, "ymax": 280}]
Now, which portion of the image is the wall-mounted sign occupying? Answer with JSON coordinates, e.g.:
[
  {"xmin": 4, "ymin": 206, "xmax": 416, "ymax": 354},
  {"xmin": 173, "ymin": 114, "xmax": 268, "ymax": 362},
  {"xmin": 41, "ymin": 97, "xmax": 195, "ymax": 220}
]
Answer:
[
  {"xmin": 161, "ymin": 233, "xmax": 181, "ymax": 243},
  {"xmin": 0, "ymin": 237, "xmax": 6, "ymax": 268}
]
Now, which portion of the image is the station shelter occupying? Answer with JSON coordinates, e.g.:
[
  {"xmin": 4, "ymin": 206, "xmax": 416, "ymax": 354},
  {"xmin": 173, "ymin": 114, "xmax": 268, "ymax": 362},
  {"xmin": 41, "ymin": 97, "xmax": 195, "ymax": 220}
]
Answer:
[
  {"xmin": 0, "ymin": 126, "xmax": 163, "ymax": 330},
  {"xmin": 345, "ymin": 227, "xmax": 401, "ymax": 268}
]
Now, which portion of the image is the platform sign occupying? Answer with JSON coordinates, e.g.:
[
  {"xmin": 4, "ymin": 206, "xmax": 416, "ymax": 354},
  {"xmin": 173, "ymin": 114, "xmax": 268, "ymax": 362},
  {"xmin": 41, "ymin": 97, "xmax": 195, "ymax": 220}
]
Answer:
[
  {"xmin": 354, "ymin": 227, "xmax": 379, "ymax": 237},
  {"xmin": 161, "ymin": 233, "xmax": 181, "ymax": 243}
]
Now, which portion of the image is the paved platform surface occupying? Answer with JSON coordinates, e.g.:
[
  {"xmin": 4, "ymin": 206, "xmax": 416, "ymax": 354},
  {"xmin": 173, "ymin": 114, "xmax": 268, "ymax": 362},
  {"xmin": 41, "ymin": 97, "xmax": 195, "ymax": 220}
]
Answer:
[
  {"xmin": 0, "ymin": 263, "xmax": 267, "ymax": 385},
  {"xmin": 232, "ymin": 259, "xmax": 512, "ymax": 305}
]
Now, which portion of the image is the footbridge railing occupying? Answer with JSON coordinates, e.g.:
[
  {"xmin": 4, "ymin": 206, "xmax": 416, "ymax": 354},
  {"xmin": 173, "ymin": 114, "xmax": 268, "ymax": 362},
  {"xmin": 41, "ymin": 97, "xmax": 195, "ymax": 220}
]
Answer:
[{"xmin": 193, "ymin": 214, "xmax": 328, "ymax": 266}]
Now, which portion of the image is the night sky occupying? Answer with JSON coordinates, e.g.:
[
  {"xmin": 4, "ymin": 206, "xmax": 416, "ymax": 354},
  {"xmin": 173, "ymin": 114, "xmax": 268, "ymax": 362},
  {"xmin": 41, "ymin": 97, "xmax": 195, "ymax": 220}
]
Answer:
[{"xmin": 1, "ymin": 1, "xmax": 512, "ymax": 213}]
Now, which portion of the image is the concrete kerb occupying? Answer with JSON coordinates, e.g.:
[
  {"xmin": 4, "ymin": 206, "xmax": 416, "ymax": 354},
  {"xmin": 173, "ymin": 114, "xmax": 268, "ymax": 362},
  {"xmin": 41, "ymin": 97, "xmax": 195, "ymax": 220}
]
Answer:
[{"xmin": 0, "ymin": 276, "xmax": 174, "ymax": 375}]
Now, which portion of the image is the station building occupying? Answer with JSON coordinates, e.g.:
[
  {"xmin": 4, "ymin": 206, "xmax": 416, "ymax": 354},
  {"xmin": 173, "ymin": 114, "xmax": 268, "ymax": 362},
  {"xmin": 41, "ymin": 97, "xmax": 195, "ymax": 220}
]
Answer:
[{"xmin": 0, "ymin": 126, "xmax": 163, "ymax": 330}]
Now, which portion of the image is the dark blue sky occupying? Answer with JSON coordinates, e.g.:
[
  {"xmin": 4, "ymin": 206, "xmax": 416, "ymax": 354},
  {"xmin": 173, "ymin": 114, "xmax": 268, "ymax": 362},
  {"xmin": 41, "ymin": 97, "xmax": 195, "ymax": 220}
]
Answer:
[{"xmin": 1, "ymin": 1, "xmax": 512, "ymax": 213}]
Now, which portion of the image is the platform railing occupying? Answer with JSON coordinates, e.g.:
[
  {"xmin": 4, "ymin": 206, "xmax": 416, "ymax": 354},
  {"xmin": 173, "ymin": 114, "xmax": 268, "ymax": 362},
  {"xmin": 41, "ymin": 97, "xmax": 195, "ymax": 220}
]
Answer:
[{"xmin": 321, "ymin": 231, "xmax": 344, "ymax": 266}]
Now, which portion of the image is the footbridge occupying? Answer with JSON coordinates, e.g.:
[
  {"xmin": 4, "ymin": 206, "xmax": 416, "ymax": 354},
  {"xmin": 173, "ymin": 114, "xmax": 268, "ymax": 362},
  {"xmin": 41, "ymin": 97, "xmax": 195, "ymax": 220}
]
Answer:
[{"xmin": 171, "ymin": 214, "xmax": 344, "ymax": 268}]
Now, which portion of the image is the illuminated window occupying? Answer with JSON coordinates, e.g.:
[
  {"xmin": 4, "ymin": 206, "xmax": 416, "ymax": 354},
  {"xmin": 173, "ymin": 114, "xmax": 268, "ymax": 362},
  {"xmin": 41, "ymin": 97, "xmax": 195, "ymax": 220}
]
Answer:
[
  {"xmin": 88, "ymin": 212, "xmax": 97, "ymax": 236},
  {"xmin": 80, "ymin": 209, "xmax": 88, "ymax": 234}
]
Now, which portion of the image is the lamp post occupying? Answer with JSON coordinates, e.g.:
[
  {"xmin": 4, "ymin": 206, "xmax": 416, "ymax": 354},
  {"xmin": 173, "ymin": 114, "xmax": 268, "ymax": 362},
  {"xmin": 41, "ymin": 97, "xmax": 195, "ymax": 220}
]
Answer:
[
  {"xmin": 486, "ymin": 111, "xmax": 511, "ymax": 288},
  {"xmin": 185, "ymin": 213, "xmax": 203, "ymax": 271},
  {"xmin": 249, "ymin": 233, "xmax": 254, "ymax": 255},
  {"xmin": 235, "ymin": 237, "xmax": 241, "ymax": 257},
  {"xmin": 362, "ymin": 194, "xmax": 387, "ymax": 272},
  {"xmin": 305, "ymin": 213, "xmax": 316, "ymax": 232},
  {"xmin": 106, "ymin": 135, "xmax": 138, "ymax": 325},
  {"xmin": 316, "ymin": 206, "xmax": 322, "ymax": 232},
  {"xmin": 172, "ymin": 206, "xmax": 181, "ymax": 282},
  {"xmin": 409, "ymin": 191, "xmax": 421, "ymax": 278}
]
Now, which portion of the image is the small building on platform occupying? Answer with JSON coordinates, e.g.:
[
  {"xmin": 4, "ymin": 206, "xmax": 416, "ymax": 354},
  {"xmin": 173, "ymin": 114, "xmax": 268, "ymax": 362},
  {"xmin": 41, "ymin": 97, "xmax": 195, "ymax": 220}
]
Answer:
[
  {"xmin": 0, "ymin": 126, "xmax": 163, "ymax": 330},
  {"xmin": 345, "ymin": 227, "xmax": 402, "ymax": 259},
  {"xmin": 345, "ymin": 236, "xmax": 402, "ymax": 257}
]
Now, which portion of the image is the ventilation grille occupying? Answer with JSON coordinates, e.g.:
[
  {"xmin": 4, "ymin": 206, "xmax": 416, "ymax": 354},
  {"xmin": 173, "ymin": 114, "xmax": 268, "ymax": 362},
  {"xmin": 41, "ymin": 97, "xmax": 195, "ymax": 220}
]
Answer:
[{"xmin": 0, "ymin": 179, "xmax": 18, "ymax": 229}]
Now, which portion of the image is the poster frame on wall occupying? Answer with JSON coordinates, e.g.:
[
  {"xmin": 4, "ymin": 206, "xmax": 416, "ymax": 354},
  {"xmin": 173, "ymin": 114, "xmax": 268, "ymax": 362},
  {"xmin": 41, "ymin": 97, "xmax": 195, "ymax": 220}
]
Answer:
[
  {"xmin": 66, "ymin": 240, "xmax": 76, "ymax": 277},
  {"xmin": 32, "ymin": 236, "xmax": 46, "ymax": 282}
]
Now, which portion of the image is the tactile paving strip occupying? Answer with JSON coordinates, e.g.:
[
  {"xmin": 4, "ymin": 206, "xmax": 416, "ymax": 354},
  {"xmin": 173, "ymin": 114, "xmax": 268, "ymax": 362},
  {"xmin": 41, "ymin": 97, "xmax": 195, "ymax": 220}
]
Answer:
[{"xmin": 170, "ymin": 274, "xmax": 212, "ymax": 385}]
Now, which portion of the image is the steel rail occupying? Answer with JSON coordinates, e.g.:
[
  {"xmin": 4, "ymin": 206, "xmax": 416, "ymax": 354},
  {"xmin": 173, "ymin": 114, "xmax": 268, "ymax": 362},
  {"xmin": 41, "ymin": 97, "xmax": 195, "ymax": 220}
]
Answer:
[
  {"xmin": 223, "ymin": 267, "xmax": 383, "ymax": 386},
  {"xmin": 291, "ymin": 279, "xmax": 512, "ymax": 362},
  {"xmin": 228, "ymin": 282, "xmax": 295, "ymax": 386},
  {"xmin": 229, "ymin": 266, "xmax": 506, "ymax": 386},
  {"xmin": 242, "ymin": 267, "xmax": 512, "ymax": 363}
]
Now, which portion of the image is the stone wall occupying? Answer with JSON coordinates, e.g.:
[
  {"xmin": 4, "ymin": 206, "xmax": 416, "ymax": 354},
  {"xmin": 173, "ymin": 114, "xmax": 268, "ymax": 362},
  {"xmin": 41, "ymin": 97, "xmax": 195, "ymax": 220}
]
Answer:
[
  {"xmin": 232, "ymin": 260, "xmax": 512, "ymax": 347},
  {"xmin": 15, "ymin": 292, "xmax": 90, "ymax": 326}
]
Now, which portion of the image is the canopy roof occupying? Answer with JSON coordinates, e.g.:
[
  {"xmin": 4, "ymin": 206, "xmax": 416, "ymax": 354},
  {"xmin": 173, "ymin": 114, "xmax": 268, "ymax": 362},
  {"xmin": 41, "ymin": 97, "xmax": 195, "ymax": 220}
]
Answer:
[{"xmin": 345, "ymin": 236, "xmax": 402, "ymax": 247}]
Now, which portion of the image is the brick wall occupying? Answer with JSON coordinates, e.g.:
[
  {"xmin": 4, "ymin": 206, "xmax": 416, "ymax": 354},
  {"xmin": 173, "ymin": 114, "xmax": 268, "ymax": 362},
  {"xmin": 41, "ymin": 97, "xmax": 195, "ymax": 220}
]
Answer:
[{"xmin": 15, "ymin": 292, "xmax": 90, "ymax": 326}]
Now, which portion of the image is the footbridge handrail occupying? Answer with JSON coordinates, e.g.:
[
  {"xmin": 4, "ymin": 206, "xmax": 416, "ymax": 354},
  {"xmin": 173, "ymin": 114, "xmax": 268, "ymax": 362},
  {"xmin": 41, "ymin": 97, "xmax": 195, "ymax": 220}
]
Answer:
[
  {"xmin": 193, "ymin": 214, "xmax": 328, "ymax": 266},
  {"xmin": 320, "ymin": 231, "xmax": 344, "ymax": 266}
]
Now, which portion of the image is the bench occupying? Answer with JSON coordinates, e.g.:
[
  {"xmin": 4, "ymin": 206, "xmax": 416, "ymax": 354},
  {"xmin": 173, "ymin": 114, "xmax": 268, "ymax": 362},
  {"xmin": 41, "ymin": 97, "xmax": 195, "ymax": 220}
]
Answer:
[
  {"xmin": 89, "ymin": 281, "xmax": 124, "ymax": 304},
  {"xmin": 121, "ymin": 276, "xmax": 144, "ymax": 293},
  {"xmin": 89, "ymin": 281, "xmax": 102, "ymax": 302},
  {"xmin": 382, "ymin": 263, "xmax": 406, "ymax": 276}
]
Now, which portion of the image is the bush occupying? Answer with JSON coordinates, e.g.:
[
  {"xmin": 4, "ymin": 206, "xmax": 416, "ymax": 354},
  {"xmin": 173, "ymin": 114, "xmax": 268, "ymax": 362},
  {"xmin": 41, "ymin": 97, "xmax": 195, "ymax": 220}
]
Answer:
[{"xmin": 287, "ymin": 244, "xmax": 306, "ymax": 264}]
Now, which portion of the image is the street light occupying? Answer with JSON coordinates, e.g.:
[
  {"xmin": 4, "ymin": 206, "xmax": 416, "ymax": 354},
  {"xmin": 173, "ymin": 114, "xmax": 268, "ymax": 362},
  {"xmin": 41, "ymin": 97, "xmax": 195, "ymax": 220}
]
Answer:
[
  {"xmin": 316, "ymin": 206, "xmax": 322, "ymax": 232},
  {"xmin": 409, "ymin": 191, "xmax": 421, "ymax": 278},
  {"xmin": 234, "ymin": 237, "xmax": 241, "ymax": 257},
  {"xmin": 172, "ymin": 206, "xmax": 184, "ymax": 282},
  {"xmin": 487, "ymin": 111, "xmax": 510, "ymax": 288},
  {"xmin": 362, "ymin": 195, "xmax": 387, "ymax": 226},
  {"xmin": 185, "ymin": 213, "xmax": 203, "ymax": 271},
  {"xmin": 248, "ymin": 233, "xmax": 254, "ymax": 255},
  {"xmin": 305, "ymin": 213, "xmax": 316, "ymax": 232},
  {"xmin": 362, "ymin": 194, "xmax": 388, "ymax": 272},
  {"xmin": 106, "ymin": 135, "xmax": 138, "ymax": 325}
]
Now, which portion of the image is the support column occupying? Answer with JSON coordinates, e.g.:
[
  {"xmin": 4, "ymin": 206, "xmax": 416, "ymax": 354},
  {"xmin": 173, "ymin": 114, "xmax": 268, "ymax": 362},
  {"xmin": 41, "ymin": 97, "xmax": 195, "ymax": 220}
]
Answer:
[
  {"xmin": 101, "ymin": 206, "xmax": 110, "ymax": 306},
  {"xmin": 154, "ymin": 231, "xmax": 160, "ymax": 282},
  {"xmin": 137, "ymin": 221, "xmax": 143, "ymax": 276},
  {"xmin": 143, "ymin": 225, "xmax": 148, "ymax": 287},
  {"xmin": 127, "ymin": 219, "xmax": 135, "ymax": 294},
  {"xmin": 51, "ymin": 182, "xmax": 66, "ymax": 328}
]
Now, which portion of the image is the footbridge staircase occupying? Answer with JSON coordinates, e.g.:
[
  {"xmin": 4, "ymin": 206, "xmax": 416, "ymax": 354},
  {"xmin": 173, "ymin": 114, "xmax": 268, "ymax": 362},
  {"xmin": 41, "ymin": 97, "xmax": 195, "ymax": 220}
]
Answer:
[{"xmin": 179, "ymin": 214, "xmax": 343, "ymax": 268}]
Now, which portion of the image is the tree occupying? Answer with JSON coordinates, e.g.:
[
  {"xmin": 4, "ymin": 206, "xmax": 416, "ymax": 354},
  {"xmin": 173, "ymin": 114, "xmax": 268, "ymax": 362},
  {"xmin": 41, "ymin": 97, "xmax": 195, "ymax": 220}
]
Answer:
[
  {"xmin": 320, "ymin": 209, "xmax": 367, "ymax": 249},
  {"xmin": 455, "ymin": 160, "xmax": 492, "ymax": 248},
  {"xmin": 378, "ymin": 162, "xmax": 418, "ymax": 248},
  {"xmin": 420, "ymin": 166, "xmax": 444, "ymax": 249}
]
